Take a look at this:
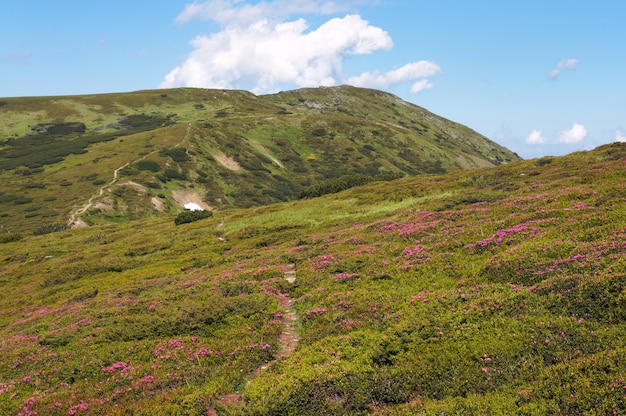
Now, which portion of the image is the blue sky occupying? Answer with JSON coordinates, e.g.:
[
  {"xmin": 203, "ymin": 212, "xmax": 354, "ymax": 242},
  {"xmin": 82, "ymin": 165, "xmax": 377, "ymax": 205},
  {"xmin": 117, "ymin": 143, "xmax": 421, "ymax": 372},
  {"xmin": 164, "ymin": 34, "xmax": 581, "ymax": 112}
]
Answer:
[{"xmin": 1, "ymin": 0, "xmax": 625, "ymax": 158}]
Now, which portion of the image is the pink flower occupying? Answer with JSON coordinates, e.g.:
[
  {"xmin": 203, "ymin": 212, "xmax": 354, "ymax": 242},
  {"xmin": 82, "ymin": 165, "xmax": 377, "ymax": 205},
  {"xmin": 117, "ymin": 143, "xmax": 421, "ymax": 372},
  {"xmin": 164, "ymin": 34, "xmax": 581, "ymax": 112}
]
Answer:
[
  {"xmin": 334, "ymin": 273, "xmax": 358, "ymax": 279},
  {"xmin": 306, "ymin": 307, "xmax": 327, "ymax": 316}
]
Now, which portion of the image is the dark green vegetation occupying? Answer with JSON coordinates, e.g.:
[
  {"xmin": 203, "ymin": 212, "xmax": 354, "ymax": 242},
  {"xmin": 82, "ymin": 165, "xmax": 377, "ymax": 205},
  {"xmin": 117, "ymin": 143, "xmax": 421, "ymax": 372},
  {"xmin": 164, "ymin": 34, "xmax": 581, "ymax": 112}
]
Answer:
[
  {"xmin": 0, "ymin": 117, "xmax": 172, "ymax": 170},
  {"xmin": 174, "ymin": 209, "xmax": 213, "ymax": 225},
  {"xmin": 298, "ymin": 172, "xmax": 404, "ymax": 199},
  {"xmin": 1, "ymin": 142, "xmax": 625, "ymax": 415},
  {"xmin": 0, "ymin": 86, "xmax": 519, "ymax": 234}
]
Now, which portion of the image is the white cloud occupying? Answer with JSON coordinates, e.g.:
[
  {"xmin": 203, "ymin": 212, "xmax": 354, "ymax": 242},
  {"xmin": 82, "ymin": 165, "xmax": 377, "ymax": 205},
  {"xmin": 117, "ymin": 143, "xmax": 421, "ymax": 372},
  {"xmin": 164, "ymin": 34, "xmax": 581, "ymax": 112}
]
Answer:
[
  {"xmin": 410, "ymin": 79, "xmax": 434, "ymax": 93},
  {"xmin": 176, "ymin": 0, "xmax": 366, "ymax": 26},
  {"xmin": 161, "ymin": 15, "xmax": 395, "ymax": 92},
  {"xmin": 525, "ymin": 129, "xmax": 547, "ymax": 144},
  {"xmin": 548, "ymin": 58, "xmax": 579, "ymax": 80},
  {"xmin": 163, "ymin": 1, "xmax": 441, "ymax": 94},
  {"xmin": 616, "ymin": 130, "xmax": 626, "ymax": 142},
  {"xmin": 526, "ymin": 123, "xmax": 587, "ymax": 145},
  {"xmin": 556, "ymin": 123, "xmax": 587, "ymax": 143},
  {"xmin": 347, "ymin": 61, "xmax": 441, "ymax": 92}
]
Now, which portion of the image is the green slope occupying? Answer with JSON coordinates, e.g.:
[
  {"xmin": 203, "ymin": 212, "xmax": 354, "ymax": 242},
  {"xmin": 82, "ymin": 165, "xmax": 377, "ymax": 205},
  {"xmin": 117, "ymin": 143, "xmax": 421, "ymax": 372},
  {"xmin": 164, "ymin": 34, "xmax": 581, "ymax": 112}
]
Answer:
[
  {"xmin": 0, "ymin": 143, "xmax": 625, "ymax": 415},
  {"xmin": 0, "ymin": 86, "xmax": 520, "ymax": 234}
]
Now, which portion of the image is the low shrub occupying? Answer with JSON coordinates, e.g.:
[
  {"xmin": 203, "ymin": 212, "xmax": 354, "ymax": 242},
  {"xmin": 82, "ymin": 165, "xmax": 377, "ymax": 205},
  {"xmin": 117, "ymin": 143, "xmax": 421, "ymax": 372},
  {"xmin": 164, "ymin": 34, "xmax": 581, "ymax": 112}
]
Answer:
[
  {"xmin": 174, "ymin": 209, "xmax": 213, "ymax": 225},
  {"xmin": 0, "ymin": 233, "xmax": 22, "ymax": 243},
  {"xmin": 137, "ymin": 160, "xmax": 161, "ymax": 172},
  {"xmin": 145, "ymin": 181, "xmax": 161, "ymax": 189},
  {"xmin": 41, "ymin": 211, "xmax": 60, "ymax": 218},
  {"xmin": 33, "ymin": 223, "xmax": 70, "ymax": 236},
  {"xmin": 299, "ymin": 172, "xmax": 404, "ymax": 199},
  {"xmin": 13, "ymin": 196, "xmax": 33, "ymax": 204},
  {"xmin": 164, "ymin": 168, "xmax": 187, "ymax": 180},
  {"xmin": 161, "ymin": 148, "xmax": 189, "ymax": 163}
]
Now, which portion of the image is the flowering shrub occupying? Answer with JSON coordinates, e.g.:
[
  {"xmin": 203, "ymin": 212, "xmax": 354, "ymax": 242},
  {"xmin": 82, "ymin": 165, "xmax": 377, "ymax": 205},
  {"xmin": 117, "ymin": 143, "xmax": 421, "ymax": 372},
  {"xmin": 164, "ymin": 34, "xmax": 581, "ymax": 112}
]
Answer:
[{"xmin": 1, "ymin": 143, "xmax": 626, "ymax": 414}]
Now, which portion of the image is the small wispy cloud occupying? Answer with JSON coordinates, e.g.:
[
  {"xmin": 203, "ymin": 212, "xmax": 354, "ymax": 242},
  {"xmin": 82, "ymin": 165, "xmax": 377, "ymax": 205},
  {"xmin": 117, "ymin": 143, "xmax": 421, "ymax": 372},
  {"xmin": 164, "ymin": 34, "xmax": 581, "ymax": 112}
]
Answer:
[
  {"xmin": 347, "ymin": 61, "xmax": 441, "ymax": 91},
  {"xmin": 616, "ymin": 130, "xmax": 626, "ymax": 143},
  {"xmin": 525, "ymin": 130, "xmax": 547, "ymax": 144},
  {"xmin": 548, "ymin": 58, "xmax": 579, "ymax": 80},
  {"xmin": 175, "ymin": 0, "xmax": 360, "ymax": 26},
  {"xmin": 410, "ymin": 79, "xmax": 434, "ymax": 93},
  {"xmin": 526, "ymin": 122, "xmax": 587, "ymax": 145}
]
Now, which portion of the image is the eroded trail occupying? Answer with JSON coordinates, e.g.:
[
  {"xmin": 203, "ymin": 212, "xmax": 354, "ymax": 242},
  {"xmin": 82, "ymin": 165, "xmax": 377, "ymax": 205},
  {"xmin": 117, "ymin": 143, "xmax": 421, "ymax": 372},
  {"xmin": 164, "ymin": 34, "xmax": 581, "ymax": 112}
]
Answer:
[
  {"xmin": 67, "ymin": 162, "xmax": 129, "ymax": 228},
  {"xmin": 68, "ymin": 123, "xmax": 192, "ymax": 228},
  {"xmin": 275, "ymin": 291, "xmax": 299, "ymax": 358},
  {"xmin": 208, "ymin": 264, "xmax": 299, "ymax": 414}
]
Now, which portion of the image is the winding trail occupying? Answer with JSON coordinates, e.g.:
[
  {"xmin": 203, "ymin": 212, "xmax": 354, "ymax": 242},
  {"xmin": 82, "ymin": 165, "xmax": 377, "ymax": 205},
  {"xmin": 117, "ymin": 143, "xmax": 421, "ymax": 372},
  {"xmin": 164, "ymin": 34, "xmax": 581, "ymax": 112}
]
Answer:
[
  {"xmin": 68, "ymin": 162, "xmax": 129, "ymax": 228},
  {"xmin": 68, "ymin": 123, "xmax": 192, "ymax": 228},
  {"xmin": 208, "ymin": 264, "xmax": 299, "ymax": 415}
]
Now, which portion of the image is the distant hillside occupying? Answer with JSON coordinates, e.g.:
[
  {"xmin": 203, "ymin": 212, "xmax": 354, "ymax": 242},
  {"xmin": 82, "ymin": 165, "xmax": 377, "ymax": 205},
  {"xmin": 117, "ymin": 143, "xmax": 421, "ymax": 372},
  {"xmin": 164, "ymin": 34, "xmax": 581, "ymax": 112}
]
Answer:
[
  {"xmin": 0, "ymin": 143, "xmax": 625, "ymax": 415},
  {"xmin": 0, "ymin": 86, "xmax": 520, "ymax": 233}
]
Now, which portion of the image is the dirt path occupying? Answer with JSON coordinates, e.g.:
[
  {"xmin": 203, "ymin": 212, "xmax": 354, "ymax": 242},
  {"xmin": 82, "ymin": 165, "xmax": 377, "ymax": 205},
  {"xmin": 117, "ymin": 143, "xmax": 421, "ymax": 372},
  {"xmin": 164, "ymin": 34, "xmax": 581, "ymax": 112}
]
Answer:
[
  {"xmin": 68, "ymin": 123, "xmax": 192, "ymax": 228},
  {"xmin": 208, "ymin": 263, "xmax": 299, "ymax": 415},
  {"xmin": 68, "ymin": 162, "xmax": 129, "ymax": 228},
  {"xmin": 275, "ymin": 291, "xmax": 299, "ymax": 357}
]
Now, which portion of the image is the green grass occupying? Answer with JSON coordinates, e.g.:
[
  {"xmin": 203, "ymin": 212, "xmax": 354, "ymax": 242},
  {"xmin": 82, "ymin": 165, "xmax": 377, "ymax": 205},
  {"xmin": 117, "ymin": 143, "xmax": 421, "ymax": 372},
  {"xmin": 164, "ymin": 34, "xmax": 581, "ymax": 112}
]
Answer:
[
  {"xmin": 1, "ymin": 86, "xmax": 520, "ymax": 234},
  {"xmin": 0, "ymin": 142, "xmax": 625, "ymax": 414}
]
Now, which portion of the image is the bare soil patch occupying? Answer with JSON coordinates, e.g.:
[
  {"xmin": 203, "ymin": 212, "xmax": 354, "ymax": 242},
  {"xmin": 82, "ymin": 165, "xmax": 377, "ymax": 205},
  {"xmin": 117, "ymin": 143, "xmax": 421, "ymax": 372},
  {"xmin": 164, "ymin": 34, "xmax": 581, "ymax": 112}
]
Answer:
[
  {"xmin": 214, "ymin": 154, "xmax": 242, "ymax": 171},
  {"xmin": 151, "ymin": 197, "xmax": 164, "ymax": 212},
  {"xmin": 121, "ymin": 181, "xmax": 148, "ymax": 193}
]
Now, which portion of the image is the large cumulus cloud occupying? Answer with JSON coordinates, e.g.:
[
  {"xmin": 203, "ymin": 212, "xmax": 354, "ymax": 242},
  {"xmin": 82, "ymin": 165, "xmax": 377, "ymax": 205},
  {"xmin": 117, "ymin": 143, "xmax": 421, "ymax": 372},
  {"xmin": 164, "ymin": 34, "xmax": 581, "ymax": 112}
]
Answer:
[{"xmin": 161, "ymin": 1, "xmax": 440, "ymax": 94}]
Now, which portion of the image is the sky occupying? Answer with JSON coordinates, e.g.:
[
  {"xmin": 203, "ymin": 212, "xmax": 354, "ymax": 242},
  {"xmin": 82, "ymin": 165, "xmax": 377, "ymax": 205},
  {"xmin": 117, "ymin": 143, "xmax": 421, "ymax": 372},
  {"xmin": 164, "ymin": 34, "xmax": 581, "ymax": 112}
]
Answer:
[{"xmin": 1, "ymin": 0, "xmax": 625, "ymax": 159}]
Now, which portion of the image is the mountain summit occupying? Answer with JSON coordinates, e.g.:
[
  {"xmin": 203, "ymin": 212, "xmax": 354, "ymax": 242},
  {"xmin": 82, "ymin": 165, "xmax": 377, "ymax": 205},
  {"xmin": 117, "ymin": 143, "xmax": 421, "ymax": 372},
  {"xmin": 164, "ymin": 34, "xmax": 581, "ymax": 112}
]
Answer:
[{"xmin": 0, "ymin": 85, "xmax": 520, "ymax": 232}]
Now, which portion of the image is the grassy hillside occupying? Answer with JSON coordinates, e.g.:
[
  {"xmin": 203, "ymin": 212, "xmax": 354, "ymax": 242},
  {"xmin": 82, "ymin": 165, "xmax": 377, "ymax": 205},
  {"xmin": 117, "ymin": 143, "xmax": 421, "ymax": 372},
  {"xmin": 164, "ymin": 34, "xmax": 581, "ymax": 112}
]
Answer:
[
  {"xmin": 0, "ymin": 86, "xmax": 520, "ymax": 234},
  {"xmin": 0, "ymin": 142, "xmax": 625, "ymax": 415}
]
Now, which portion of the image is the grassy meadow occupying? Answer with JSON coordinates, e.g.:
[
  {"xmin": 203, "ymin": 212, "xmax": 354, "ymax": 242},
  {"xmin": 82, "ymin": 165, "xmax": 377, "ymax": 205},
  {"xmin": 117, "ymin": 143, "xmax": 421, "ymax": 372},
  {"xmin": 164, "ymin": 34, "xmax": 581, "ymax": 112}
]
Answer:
[
  {"xmin": 0, "ymin": 86, "xmax": 519, "ymax": 235},
  {"xmin": 1, "ymin": 142, "xmax": 625, "ymax": 414}
]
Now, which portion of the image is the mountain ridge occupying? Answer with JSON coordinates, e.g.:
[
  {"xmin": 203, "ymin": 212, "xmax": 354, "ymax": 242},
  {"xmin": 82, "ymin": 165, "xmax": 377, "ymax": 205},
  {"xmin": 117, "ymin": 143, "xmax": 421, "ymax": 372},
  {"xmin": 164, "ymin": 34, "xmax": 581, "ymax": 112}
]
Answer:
[{"xmin": 1, "ymin": 85, "xmax": 520, "ymax": 233}]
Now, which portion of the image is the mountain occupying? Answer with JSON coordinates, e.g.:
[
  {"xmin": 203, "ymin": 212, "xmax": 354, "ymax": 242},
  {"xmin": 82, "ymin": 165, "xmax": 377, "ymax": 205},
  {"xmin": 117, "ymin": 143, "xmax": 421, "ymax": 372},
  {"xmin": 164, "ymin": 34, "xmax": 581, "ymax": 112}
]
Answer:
[
  {"xmin": 0, "ymin": 86, "xmax": 520, "ymax": 234},
  {"xmin": 1, "ymin": 142, "xmax": 625, "ymax": 414}
]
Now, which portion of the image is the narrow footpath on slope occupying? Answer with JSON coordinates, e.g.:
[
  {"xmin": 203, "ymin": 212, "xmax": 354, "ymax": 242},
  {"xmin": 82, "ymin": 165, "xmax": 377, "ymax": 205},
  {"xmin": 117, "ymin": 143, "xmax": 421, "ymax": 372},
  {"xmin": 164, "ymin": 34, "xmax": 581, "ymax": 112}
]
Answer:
[
  {"xmin": 67, "ymin": 162, "xmax": 129, "ymax": 228},
  {"xmin": 68, "ymin": 123, "xmax": 192, "ymax": 228},
  {"xmin": 208, "ymin": 263, "xmax": 299, "ymax": 415}
]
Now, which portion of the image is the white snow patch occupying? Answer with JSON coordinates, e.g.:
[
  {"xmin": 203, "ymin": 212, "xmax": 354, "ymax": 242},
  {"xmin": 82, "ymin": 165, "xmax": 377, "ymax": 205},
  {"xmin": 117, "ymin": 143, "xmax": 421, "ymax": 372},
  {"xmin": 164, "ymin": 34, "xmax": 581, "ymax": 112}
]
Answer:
[{"xmin": 184, "ymin": 203, "xmax": 204, "ymax": 211}]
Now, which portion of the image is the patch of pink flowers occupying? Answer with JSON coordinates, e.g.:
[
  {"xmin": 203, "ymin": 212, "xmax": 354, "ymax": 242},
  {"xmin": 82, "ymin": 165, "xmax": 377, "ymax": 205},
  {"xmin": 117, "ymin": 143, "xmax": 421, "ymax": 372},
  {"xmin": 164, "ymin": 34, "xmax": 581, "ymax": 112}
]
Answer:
[
  {"xmin": 306, "ymin": 307, "xmax": 327, "ymax": 316},
  {"xmin": 334, "ymin": 273, "xmax": 358, "ymax": 279}
]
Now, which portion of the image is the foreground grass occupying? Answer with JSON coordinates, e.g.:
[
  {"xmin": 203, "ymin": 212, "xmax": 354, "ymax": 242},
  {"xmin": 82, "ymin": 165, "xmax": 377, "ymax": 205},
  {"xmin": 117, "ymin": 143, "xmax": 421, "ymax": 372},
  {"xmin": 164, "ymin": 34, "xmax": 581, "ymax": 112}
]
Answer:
[{"xmin": 1, "ymin": 143, "xmax": 626, "ymax": 415}]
